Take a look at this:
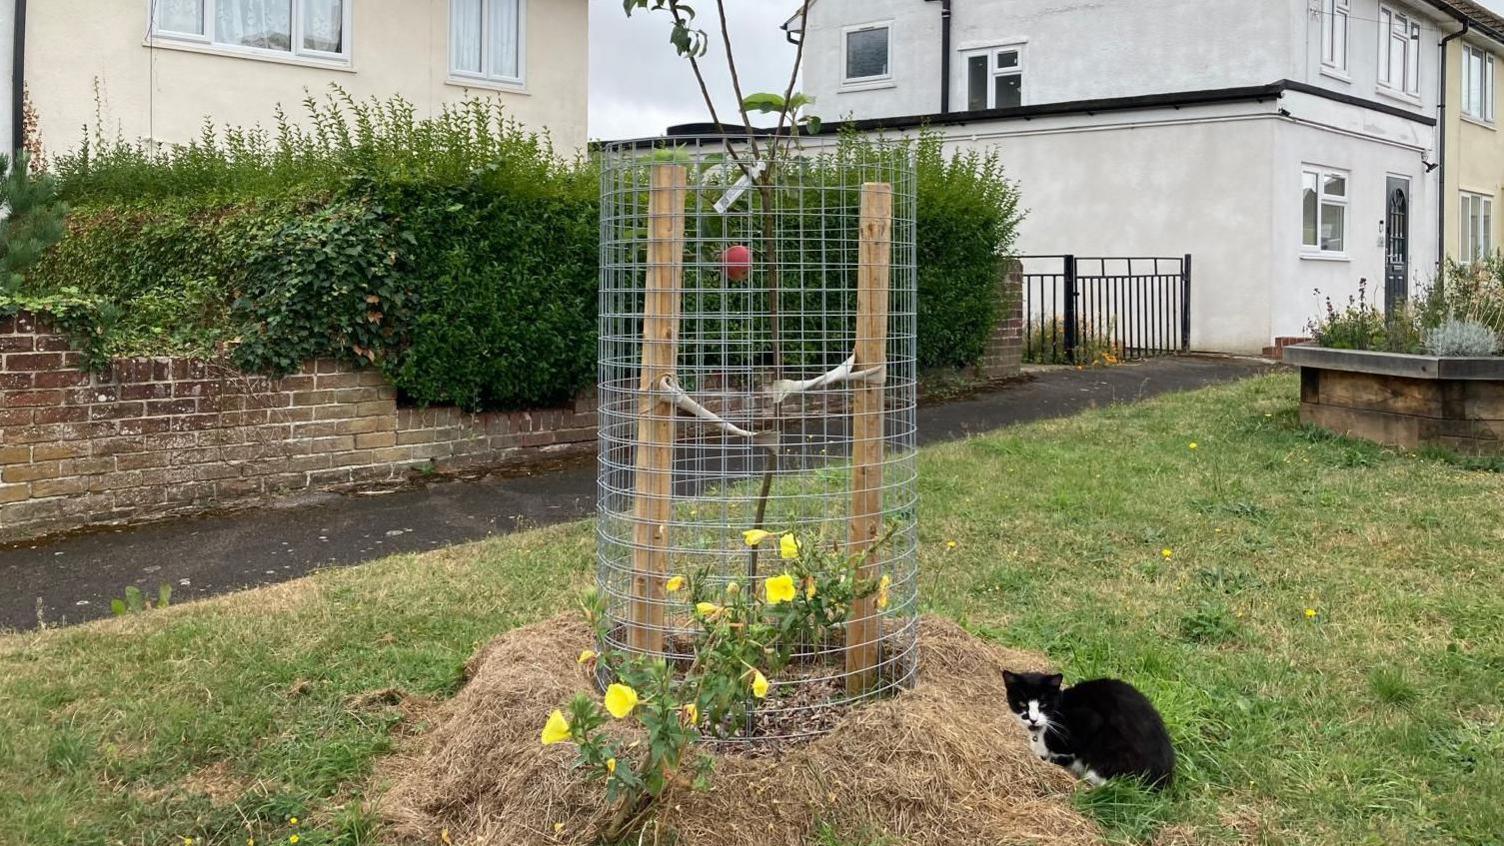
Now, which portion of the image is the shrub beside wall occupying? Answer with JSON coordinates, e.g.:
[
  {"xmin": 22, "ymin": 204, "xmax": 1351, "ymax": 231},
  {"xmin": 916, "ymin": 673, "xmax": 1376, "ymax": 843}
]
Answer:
[{"xmin": 31, "ymin": 94, "xmax": 1022, "ymax": 409}]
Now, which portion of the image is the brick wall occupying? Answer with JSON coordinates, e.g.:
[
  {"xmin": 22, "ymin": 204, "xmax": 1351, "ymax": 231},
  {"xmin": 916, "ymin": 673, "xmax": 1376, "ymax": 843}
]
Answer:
[
  {"xmin": 975, "ymin": 260, "xmax": 1024, "ymax": 381},
  {"xmin": 0, "ymin": 312, "xmax": 596, "ymax": 544}
]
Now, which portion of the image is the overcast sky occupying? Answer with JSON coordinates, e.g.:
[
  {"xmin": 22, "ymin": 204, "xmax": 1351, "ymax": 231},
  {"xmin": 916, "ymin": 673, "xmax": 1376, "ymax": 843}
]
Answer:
[
  {"xmin": 587, "ymin": 0, "xmax": 1504, "ymax": 141},
  {"xmin": 589, "ymin": 1, "xmax": 801, "ymax": 141}
]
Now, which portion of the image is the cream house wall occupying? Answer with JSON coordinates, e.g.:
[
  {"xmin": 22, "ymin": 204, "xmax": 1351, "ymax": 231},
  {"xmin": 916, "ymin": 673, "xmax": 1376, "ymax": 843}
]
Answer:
[
  {"xmin": 1442, "ymin": 34, "xmax": 1504, "ymax": 263},
  {"xmin": 24, "ymin": 0, "xmax": 588, "ymax": 157}
]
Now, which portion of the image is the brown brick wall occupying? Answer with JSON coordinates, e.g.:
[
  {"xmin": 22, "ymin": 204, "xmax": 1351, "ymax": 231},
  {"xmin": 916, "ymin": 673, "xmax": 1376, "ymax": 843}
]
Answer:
[
  {"xmin": 0, "ymin": 312, "xmax": 596, "ymax": 543},
  {"xmin": 975, "ymin": 260, "xmax": 1024, "ymax": 381}
]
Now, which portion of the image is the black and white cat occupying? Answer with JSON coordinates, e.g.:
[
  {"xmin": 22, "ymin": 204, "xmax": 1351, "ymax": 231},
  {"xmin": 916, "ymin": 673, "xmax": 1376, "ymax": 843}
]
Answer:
[{"xmin": 1002, "ymin": 670, "xmax": 1175, "ymax": 789}]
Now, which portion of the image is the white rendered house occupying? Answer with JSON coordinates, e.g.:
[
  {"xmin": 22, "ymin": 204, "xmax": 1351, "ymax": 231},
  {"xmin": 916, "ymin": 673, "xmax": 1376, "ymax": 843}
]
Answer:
[{"xmin": 786, "ymin": 0, "xmax": 1501, "ymax": 353}]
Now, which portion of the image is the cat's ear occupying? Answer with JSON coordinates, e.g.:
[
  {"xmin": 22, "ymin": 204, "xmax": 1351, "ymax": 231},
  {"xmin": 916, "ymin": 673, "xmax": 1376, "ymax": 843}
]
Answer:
[
  {"xmin": 1044, "ymin": 674, "xmax": 1064, "ymax": 689},
  {"xmin": 1002, "ymin": 670, "xmax": 1019, "ymax": 685}
]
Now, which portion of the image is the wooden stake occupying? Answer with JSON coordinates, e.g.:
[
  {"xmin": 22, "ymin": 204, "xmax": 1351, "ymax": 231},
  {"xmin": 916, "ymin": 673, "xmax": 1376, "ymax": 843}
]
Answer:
[
  {"xmin": 846, "ymin": 182, "xmax": 892, "ymax": 693},
  {"xmin": 630, "ymin": 164, "xmax": 686, "ymax": 654}
]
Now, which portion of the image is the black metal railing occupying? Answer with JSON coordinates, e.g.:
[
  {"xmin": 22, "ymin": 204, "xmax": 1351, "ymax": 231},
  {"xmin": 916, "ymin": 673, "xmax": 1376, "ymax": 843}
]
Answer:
[{"xmin": 1019, "ymin": 255, "xmax": 1191, "ymax": 364}]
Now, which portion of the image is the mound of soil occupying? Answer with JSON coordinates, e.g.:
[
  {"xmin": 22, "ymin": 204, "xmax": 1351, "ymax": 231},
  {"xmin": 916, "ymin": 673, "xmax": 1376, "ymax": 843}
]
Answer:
[{"xmin": 378, "ymin": 615, "xmax": 1101, "ymax": 845}]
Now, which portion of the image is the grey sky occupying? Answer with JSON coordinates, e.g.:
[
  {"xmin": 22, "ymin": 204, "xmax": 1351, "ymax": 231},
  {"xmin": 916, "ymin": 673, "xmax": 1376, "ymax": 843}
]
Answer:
[{"xmin": 589, "ymin": 0, "xmax": 801, "ymax": 141}]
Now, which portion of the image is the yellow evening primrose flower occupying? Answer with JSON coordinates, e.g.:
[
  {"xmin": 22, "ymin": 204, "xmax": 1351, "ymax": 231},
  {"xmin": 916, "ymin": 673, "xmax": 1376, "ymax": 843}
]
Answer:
[
  {"xmin": 946, "ymin": 540, "xmax": 958, "ymax": 550},
  {"xmin": 1305, "ymin": 608, "xmax": 1318, "ymax": 619},
  {"xmin": 578, "ymin": 649, "xmax": 597, "ymax": 665},
  {"xmin": 742, "ymin": 529, "xmax": 773, "ymax": 547},
  {"xmin": 764, "ymin": 573, "xmax": 797, "ymax": 605},
  {"xmin": 696, "ymin": 601, "xmax": 722, "ymax": 617},
  {"xmin": 683, "ymin": 702, "xmax": 699, "ymax": 724},
  {"xmin": 1162, "ymin": 548, "xmax": 1174, "ymax": 559},
  {"xmin": 779, "ymin": 533, "xmax": 800, "ymax": 560},
  {"xmin": 288, "ymin": 819, "xmax": 298, "ymax": 827},
  {"xmin": 750, "ymin": 669, "xmax": 770, "ymax": 699},
  {"xmin": 541, "ymin": 709, "xmax": 572, "ymax": 745},
  {"xmin": 665, "ymin": 575, "xmax": 686, "ymax": 593},
  {"xmin": 876, "ymin": 574, "xmax": 892, "ymax": 610},
  {"xmin": 1189, "ymin": 442, "xmax": 1199, "ymax": 450},
  {"xmin": 289, "ymin": 837, "xmax": 300, "ymax": 845},
  {"xmin": 604, "ymin": 683, "xmax": 640, "ymax": 719},
  {"xmin": 606, "ymin": 757, "xmax": 617, "ymax": 774}
]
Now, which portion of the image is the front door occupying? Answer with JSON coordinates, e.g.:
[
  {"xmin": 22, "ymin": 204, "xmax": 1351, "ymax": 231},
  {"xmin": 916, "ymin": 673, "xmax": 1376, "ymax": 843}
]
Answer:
[{"xmin": 1385, "ymin": 177, "xmax": 1410, "ymax": 315}]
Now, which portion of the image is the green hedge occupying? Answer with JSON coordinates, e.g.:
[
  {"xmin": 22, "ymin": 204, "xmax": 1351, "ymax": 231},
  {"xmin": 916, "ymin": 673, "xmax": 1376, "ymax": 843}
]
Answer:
[{"xmin": 32, "ymin": 92, "xmax": 1020, "ymax": 410}]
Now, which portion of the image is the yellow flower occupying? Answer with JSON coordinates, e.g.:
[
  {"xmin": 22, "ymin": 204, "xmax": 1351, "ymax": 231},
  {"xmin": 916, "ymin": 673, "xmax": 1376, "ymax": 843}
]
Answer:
[
  {"xmin": 289, "ymin": 838, "xmax": 300, "ymax": 845},
  {"xmin": 577, "ymin": 649, "xmax": 597, "ymax": 665},
  {"xmin": 804, "ymin": 577, "xmax": 817, "ymax": 600},
  {"xmin": 605, "ymin": 757, "xmax": 617, "ymax": 774},
  {"xmin": 665, "ymin": 575, "xmax": 686, "ymax": 593},
  {"xmin": 604, "ymin": 683, "xmax": 640, "ymax": 719},
  {"xmin": 1189, "ymin": 442, "xmax": 1199, "ymax": 450},
  {"xmin": 779, "ymin": 533, "xmax": 800, "ymax": 560},
  {"xmin": 1305, "ymin": 608, "xmax": 1318, "ymax": 619},
  {"xmin": 750, "ymin": 669, "xmax": 770, "ymax": 699},
  {"xmin": 946, "ymin": 540, "xmax": 958, "ymax": 550},
  {"xmin": 183, "ymin": 839, "xmax": 194, "ymax": 846},
  {"xmin": 541, "ymin": 709, "xmax": 572, "ymax": 745},
  {"xmin": 742, "ymin": 529, "xmax": 773, "ymax": 547},
  {"xmin": 696, "ymin": 601, "xmax": 722, "ymax": 617},
  {"xmin": 876, "ymin": 574, "xmax": 892, "ymax": 610},
  {"xmin": 683, "ymin": 702, "xmax": 699, "ymax": 724},
  {"xmin": 288, "ymin": 819, "xmax": 298, "ymax": 827},
  {"xmin": 1161, "ymin": 548, "xmax": 1174, "ymax": 559},
  {"xmin": 764, "ymin": 573, "xmax": 797, "ymax": 605}
]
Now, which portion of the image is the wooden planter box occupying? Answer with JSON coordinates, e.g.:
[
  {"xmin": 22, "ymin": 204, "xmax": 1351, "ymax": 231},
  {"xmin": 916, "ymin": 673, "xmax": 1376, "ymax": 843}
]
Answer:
[{"xmin": 1285, "ymin": 345, "xmax": 1504, "ymax": 454}]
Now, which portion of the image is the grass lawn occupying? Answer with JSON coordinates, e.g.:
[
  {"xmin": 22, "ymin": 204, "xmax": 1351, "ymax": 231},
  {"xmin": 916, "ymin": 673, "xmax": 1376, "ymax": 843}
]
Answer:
[{"xmin": 1, "ymin": 373, "xmax": 1501, "ymax": 846}]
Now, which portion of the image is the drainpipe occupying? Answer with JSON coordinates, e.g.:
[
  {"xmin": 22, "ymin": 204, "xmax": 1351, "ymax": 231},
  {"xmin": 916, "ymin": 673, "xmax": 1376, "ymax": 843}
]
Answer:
[
  {"xmin": 11, "ymin": 0, "xmax": 25, "ymax": 156},
  {"xmin": 1438, "ymin": 20, "xmax": 1469, "ymax": 272},
  {"xmin": 925, "ymin": 0, "xmax": 953, "ymax": 113}
]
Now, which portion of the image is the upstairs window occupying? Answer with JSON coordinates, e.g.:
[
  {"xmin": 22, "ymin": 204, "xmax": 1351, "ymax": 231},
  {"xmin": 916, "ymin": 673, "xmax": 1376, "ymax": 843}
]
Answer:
[
  {"xmin": 843, "ymin": 23, "xmax": 891, "ymax": 83},
  {"xmin": 1463, "ymin": 45, "xmax": 1496, "ymax": 122},
  {"xmin": 1322, "ymin": 0, "xmax": 1350, "ymax": 73},
  {"xmin": 966, "ymin": 47, "xmax": 1023, "ymax": 110},
  {"xmin": 1302, "ymin": 166, "xmax": 1348, "ymax": 255},
  {"xmin": 1378, "ymin": 6, "xmax": 1421, "ymax": 97},
  {"xmin": 451, "ymin": 0, "xmax": 525, "ymax": 85},
  {"xmin": 151, "ymin": 0, "xmax": 350, "ymax": 61},
  {"xmin": 1462, "ymin": 192, "xmax": 1494, "ymax": 262}
]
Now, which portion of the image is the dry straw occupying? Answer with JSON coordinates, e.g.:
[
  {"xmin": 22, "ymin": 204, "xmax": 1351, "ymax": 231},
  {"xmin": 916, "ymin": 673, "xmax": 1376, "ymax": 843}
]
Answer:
[{"xmin": 379, "ymin": 615, "xmax": 1100, "ymax": 846}]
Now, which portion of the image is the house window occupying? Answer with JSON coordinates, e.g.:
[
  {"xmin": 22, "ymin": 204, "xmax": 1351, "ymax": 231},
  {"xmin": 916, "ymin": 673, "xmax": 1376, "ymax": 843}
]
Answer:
[
  {"xmin": 451, "ymin": 0, "xmax": 525, "ymax": 85},
  {"xmin": 151, "ymin": 0, "xmax": 350, "ymax": 61},
  {"xmin": 1302, "ymin": 167, "xmax": 1348, "ymax": 255},
  {"xmin": 1461, "ymin": 192, "xmax": 1494, "ymax": 262},
  {"xmin": 1463, "ymin": 45, "xmax": 1496, "ymax": 122},
  {"xmin": 1322, "ymin": 0, "xmax": 1349, "ymax": 73},
  {"xmin": 1378, "ymin": 6, "xmax": 1422, "ymax": 96},
  {"xmin": 966, "ymin": 47, "xmax": 1024, "ymax": 110},
  {"xmin": 843, "ymin": 24, "xmax": 891, "ymax": 83}
]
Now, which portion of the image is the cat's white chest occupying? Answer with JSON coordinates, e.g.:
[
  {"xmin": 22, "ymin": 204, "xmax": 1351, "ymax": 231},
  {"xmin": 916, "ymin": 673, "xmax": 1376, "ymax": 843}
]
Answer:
[{"xmin": 1028, "ymin": 729, "xmax": 1050, "ymax": 760}]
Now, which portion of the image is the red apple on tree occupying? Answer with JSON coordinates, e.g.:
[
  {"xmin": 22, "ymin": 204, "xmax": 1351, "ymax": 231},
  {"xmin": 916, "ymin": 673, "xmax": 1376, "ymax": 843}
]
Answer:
[{"xmin": 722, "ymin": 244, "xmax": 752, "ymax": 282}]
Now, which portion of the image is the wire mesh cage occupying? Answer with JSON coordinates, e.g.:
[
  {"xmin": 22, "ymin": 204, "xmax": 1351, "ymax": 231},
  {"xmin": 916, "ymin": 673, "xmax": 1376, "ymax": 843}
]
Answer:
[{"xmin": 596, "ymin": 135, "xmax": 919, "ymax": 743}]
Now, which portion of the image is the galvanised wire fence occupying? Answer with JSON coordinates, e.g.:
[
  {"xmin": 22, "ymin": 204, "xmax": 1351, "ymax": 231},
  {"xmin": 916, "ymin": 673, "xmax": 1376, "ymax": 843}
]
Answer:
[
  {"xmin": 1020, "ymin": 255, "xmax": 1192, "ymax": 364},
  {"xmin": 596, "ymin": 136, "xmax": 920, "ymax": 742}
]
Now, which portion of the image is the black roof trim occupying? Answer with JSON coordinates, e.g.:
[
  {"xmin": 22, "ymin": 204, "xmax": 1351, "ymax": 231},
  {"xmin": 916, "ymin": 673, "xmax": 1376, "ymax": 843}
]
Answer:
[{"xmin": 651, "ymin": 79, "xmax": 1433, "ymax": 143}]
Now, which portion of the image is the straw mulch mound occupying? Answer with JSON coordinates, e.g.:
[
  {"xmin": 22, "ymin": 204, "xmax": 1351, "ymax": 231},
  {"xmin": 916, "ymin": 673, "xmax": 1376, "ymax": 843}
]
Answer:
[{"xmin": 378, "ymin": 615, "xmax": 1103, "ymax": 846}]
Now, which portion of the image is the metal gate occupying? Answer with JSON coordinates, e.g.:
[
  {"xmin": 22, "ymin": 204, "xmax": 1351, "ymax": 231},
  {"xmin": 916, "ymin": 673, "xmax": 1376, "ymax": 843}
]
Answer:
[{"xmin": 1020, "ymin": 255, "xmax": 1191, "ymax": 364}]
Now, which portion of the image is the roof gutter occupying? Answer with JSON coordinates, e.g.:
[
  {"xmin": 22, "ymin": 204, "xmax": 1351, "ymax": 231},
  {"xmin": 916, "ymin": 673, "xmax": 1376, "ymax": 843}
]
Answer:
[
  {"xmin": 924, "ymin": 0, "xmax": 953, "ymax": 113},
  {"xmin": 11, "ymin": 0, "xmax": 25, "ymax": 156},
  {"xmin": 1438, "ymin": 19, "xmax": 1470, "ymax": 270}
]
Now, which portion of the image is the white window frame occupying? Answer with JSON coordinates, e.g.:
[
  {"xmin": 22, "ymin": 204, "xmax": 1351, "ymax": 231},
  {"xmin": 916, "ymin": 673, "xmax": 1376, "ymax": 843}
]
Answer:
[
  {"xmin": 1462, "ymin": 44, "xmax": 1496, "ymax": 124},
  {"xmin": 1322, "ymin": 0, "xmax": 1350, "ymax": 75},
  {"xmin": 963, "ymin": 44, "xmax": 1026, "ymax": 110},
  {"xmin": 449, "ymin": 0, "xmax": 527, "ymax": 90},
  {"xmin": 1461, "ymin": 191, "xmax": 1494, "ymax": 262},
  {"xmin": 1302, "ymin": 166, "xmax": 1350, "ymax": 258},
  {"xmin": 1377, "ymin": 5, "xmax": 1422, "ymax": 99},
  {"xmin": 148, "ymin": 0, "xmax": 354, "ymax": 67},
  {"xmin": 841, "ymin": 21, "xmax": 893, "ymax": 87}
]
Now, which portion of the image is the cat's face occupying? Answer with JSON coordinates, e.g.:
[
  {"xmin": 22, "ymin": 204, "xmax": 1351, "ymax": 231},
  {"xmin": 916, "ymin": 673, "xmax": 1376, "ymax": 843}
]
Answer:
[{"xmin": 1002, "ymin": 670, "xmax": 1064, "ymax": 733}]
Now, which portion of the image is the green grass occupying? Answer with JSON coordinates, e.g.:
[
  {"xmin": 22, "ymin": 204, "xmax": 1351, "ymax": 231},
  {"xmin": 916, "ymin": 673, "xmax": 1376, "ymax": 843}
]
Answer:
[{"xmin": 2, "ymin": 374, "xmax": 1502, "ymax": 845}]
